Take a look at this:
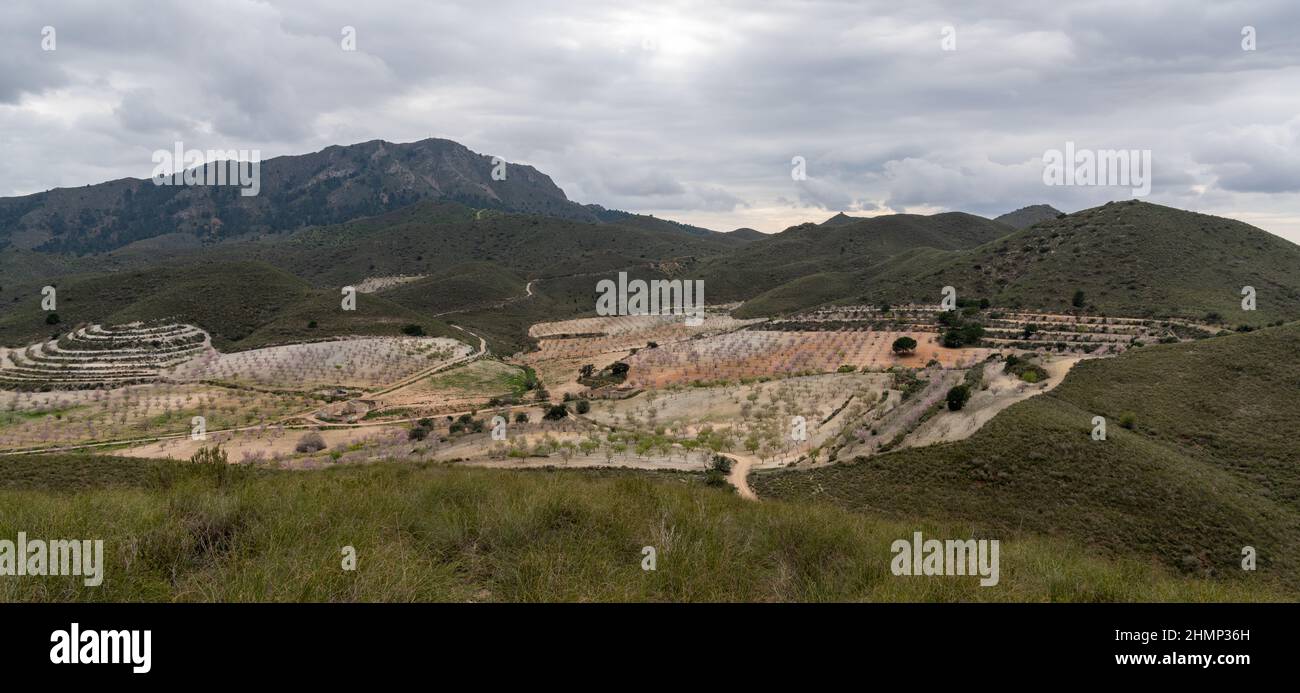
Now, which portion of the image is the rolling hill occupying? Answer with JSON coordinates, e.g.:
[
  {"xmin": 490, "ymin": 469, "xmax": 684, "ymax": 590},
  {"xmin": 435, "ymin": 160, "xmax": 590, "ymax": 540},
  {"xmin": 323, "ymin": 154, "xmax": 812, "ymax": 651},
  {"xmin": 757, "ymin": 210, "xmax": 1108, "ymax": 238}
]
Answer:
[
  {"xmin": 378, "ymin": 262, "xmax": 529, "ymax": 316},
  {"xmin": 731, "ymin": 201, "xmax": 1300, "ymax": 325},
  {"xmin": 994, "ymin": 204, "xmax": 1063, "ymax": 229},
  {"xmin": 853, "ymin": 201, "xmax": 1300, "ymax": 325},
  {"xmin": 709, "ymin": 211, "xmax": 1014, "ymax": 311},
  {"xmin": 754, "ymin": 321, "xmax": 1300, "ymax": 589},
  {"xmin": 728, "ymin": 228, "xmax": 768, "ymax": 240},
  {"xmin": 238, "ymin": 200, "xmax": 739, "ymax": 288},
  {"xmin": 0, "ymin": 260, "xmax": 466, "ymax": 350},
  {"xmin": 0, "ymin": 196, "xmax": 737, "ymax": 354}
]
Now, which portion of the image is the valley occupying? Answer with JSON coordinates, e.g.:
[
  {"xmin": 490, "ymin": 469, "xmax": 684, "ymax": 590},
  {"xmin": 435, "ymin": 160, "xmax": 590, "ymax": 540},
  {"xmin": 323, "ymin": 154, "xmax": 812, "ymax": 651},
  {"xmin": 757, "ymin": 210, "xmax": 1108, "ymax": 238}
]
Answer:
[{"xmin": 2, "ymin": 139, "xmax": 1297, "ymax": 603}]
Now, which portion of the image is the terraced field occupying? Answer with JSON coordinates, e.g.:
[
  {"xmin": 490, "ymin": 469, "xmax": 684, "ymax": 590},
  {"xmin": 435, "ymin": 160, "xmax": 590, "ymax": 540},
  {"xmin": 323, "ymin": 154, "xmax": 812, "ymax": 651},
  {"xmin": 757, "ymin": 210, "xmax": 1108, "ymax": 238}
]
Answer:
[
  {"xmin": 0, "ymin": 323, "xmax": 208, "ymax": 390},
  {"xmin": 168, "ymin": 336, "xmax": 470, "ymax": 392},
  {"xmin": 623, "ymin": 330, "xmax": 989, "ymax": 388},
  {"xmin": 522, "ymin": 310, "xmax": 761, "ymax": 364},
  {"xmin": 777, "ymin": 304, "xmax": 1212, "ymax": 354},
  {"xmin": 584, "ymin": 372, "xmax": 890, "ymax": 463},
  {"xmin": 0, "ymin": 305, "xmax": 1227, "ymax": 485}
]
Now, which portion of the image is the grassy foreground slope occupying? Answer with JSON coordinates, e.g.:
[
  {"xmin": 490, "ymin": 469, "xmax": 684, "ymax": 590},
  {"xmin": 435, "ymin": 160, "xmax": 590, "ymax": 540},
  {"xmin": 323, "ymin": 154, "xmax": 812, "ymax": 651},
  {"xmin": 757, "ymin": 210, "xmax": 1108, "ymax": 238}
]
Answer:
[
  {"xmin": 754, "ymin": 322, "xmax": 1300, "ymax": 589},
  {"xmin": 0, "ymin": 456, "xmax": 1278, "ymax": 602}
]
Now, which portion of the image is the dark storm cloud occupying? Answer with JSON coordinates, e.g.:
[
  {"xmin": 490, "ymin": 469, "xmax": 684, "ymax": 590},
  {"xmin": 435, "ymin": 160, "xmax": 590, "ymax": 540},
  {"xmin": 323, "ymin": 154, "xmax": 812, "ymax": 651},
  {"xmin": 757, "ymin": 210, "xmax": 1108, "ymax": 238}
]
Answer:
[{"xmin": 0, "ymin": 0, "xmax": 1298, "ymax": 241}]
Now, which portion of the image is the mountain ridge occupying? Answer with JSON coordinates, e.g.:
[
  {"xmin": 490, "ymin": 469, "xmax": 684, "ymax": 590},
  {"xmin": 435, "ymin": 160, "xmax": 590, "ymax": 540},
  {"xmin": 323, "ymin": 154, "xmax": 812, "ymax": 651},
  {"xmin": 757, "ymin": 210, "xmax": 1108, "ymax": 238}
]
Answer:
[
  {"xmin": 995, "ymin": 204, "xmax": 1063, "ymax": 229},
  {"xmin": 0, "ymin": 137, "xmax": 724, "ymax": 255}
]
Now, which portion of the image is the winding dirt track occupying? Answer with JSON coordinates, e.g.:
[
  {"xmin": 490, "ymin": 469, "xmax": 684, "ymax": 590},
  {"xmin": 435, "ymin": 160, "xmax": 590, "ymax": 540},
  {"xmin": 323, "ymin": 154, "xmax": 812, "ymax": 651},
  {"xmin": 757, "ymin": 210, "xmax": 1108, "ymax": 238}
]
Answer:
[
  {"xmin": 365, "ymin": 326, "xmax": 486, "ymax": 398},
  {"xmin": 719, "ymin": 453, "xmax": 758, "ymax": 500}
]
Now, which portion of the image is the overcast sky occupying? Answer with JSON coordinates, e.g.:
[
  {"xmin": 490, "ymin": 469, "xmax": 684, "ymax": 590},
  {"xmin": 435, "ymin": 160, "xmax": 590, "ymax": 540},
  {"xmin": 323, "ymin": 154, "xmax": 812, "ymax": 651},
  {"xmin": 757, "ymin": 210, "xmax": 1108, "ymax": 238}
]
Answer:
[{"xmin": 3, "ymin": 0, "xmax": 1299, "ymax": 242}]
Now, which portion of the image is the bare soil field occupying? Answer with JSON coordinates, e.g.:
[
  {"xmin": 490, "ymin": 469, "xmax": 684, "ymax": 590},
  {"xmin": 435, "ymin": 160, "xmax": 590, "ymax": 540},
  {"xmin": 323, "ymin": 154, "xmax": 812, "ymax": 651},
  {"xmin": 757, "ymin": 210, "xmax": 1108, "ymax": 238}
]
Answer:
[{"xmin": 533, "ymin": 351, "xmax": 636, "ymax": 400}]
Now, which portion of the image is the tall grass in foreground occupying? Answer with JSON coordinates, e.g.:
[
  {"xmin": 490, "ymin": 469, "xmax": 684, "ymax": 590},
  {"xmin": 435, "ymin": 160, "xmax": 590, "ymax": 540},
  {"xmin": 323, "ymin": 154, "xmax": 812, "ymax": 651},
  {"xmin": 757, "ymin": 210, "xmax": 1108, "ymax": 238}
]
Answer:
[{"xmin": 0, "ymin": 457, "xmax": 1286, "ymax": 602}]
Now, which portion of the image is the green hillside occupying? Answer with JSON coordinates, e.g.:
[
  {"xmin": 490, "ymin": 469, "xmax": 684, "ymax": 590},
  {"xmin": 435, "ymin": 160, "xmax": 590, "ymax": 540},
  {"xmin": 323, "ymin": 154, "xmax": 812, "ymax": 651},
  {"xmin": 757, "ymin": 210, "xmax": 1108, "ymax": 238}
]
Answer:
[
  {"xmin": 704, "ymin": 212, "xmax": 1014, "ymax": 306},
  {"xmin": 733, "ymin": 271, "xmax": 859, "ymax": 318},
  {"xmin": 0, "ymin": 260, "xmax": 466, "ymax": 350},
  {"xmin": 994, "ymin": 204, "xmax": 1063, "ymax": 229},
  {"xmin": 0, "ymin": 455, "xmax": 1279, "ymax": 602},
  {"xmin": 378, "ymin": 262, "xmax": 528, "ymax": 315},
  {"xmin": 856, "ymin": 201, "xmax": 1300, "ymax": 325},
  {"xmin": 448, "ymin": 270, "xmax": 680, "ymax": 355},
  {"xmin": 214, "ymin": 200, "xmax": 736, "ymax": 288},
  {"xmin": 754, "ymin": 322, "xmax": 1300, "ymax": 589}
]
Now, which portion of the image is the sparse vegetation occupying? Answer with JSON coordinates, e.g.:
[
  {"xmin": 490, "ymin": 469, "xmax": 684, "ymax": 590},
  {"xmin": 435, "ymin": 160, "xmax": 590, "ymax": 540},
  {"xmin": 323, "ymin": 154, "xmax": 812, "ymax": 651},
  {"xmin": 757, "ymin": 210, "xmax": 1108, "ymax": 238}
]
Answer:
[
  {"xmin": 0, "ymin": 456, "xmax": 1281, "ymax": 602},
  {"xmin": 295, "ymin": 431, "xmax": 327, "ymax": 453}
]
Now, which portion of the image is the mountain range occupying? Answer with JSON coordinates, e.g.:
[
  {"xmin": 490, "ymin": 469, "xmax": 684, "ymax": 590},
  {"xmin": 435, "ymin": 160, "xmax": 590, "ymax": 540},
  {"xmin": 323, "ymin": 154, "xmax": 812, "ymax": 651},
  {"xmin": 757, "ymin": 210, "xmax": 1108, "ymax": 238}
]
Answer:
[
  {"xmin": 2, "ymin": 137, "xmax": 1299, "ymax": 352},
  {"xmin": 0, "ymin": 138, "xmax": 726, "ymax": 256}
]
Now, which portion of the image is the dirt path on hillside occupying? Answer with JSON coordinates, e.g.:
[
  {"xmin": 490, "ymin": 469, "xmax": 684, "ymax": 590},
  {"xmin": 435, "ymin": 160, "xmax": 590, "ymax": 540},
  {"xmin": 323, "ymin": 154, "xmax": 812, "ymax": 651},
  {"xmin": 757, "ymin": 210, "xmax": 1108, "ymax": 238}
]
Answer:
[
  {"xmin": 430, "ymin": 279, "xmax": 538, "ymax": 318},
  {"xmin": 718, "ymin": 452, "xmax": 758, "ymax": 500},
  {"xmin": 902, "ymin": 356, "xmax": 1084, "ymax": 449},
  {"xmin": 366, "ymin": 326, "xmax": 486, "ymax": 398}
]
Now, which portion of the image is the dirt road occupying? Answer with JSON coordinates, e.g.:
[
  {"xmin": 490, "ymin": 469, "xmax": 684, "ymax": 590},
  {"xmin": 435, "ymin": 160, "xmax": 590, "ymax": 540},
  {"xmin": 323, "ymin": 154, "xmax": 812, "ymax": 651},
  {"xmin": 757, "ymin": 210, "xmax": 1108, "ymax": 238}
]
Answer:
[{"xmin": 718, "ymin": 452, "xmax": 758, "ymax": 500}]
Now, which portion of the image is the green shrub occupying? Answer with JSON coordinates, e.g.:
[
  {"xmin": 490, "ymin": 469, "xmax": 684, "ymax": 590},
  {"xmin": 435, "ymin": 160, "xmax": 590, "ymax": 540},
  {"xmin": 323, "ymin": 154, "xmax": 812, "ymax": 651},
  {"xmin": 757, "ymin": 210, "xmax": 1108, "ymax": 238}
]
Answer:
[
  {"xmin": 946, "ymin": 385, "xmax": 971, "ymax": 411},
  {"xmin": 891, "ymin": 336, "xmax": 917, "ymax": 354},
  {"xmin": 295, "ymin": 432, "xmax": 327, "ymax": 453}
]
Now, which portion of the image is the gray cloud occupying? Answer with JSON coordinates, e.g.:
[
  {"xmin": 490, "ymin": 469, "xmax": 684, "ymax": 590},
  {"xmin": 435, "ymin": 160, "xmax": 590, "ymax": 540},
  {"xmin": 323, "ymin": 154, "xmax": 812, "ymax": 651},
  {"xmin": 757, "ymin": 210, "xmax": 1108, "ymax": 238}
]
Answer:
[{"xmin": 1, "ymin": 0, "xmax": 1298, "ymax": 242}]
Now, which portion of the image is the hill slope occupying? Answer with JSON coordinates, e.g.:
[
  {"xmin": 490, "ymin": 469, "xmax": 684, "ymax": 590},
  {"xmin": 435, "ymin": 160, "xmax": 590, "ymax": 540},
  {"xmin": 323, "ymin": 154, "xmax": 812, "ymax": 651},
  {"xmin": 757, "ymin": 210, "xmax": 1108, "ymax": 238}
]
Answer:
[
  {"xmin": 712, "ymin": 210, "xmax": 1013, "ymax": 313},
  {"xmin": 712, "ymin": 212, "xmax": 1014, "ymax": 312},
  {"xmin": 0, "ymin": 260, "xmax": 464, "ymax": 350},
  {"xmin": 854, "ymin": 201, "xmax": 1300, "ymax": 324},
  {"xmin": 0, "ymin": 457, "xmax": 1279, "ymax": 601},
  {"xmin": 994, "ymin": 204, "xmax": 1062, "ymax": 229},
  {"xmin": 186, "ymin": 200, "xmax": 737, "ymax": 289},
  {"xmin": 754, "ymin": 322, "xmax": 1300, "ymax": 588}
]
